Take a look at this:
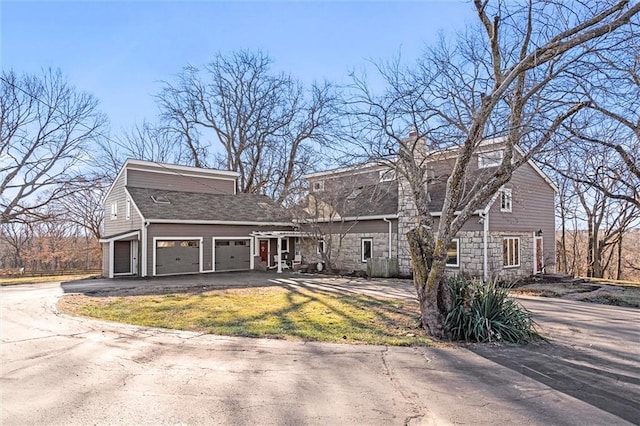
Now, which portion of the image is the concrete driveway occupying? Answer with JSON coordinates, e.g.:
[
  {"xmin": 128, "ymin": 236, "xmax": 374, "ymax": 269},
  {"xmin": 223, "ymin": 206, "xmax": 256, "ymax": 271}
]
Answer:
[{"xmin": 1, "ymin": 273, "xmax": 638, "ymax": 425}]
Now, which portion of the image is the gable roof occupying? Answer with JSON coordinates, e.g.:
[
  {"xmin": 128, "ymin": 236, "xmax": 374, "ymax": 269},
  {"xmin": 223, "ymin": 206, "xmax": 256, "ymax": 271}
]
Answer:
[
  {"xmin": 127, "ymin": 186, "xmax": 292, "ymax": 224},
  {"xmin": 307, "ymin": 180, "xmax": 398, "ymax": 219}
]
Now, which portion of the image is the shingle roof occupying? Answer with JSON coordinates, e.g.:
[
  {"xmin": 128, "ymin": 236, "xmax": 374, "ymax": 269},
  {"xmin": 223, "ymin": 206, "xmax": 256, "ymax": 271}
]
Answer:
[
  {"xmin": 126, "ymin": 186, "xmax": 292, "ymax": 223},
  {"xmin": 310, "ymin": 180, "xmax": 399, "ymax": 218}
]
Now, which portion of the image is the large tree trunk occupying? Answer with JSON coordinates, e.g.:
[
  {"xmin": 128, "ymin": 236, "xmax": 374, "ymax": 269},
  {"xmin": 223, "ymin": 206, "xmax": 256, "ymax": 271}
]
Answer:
[{"xmin": 407, "ymin": 227, "xmax": 452, "ymax": 339}]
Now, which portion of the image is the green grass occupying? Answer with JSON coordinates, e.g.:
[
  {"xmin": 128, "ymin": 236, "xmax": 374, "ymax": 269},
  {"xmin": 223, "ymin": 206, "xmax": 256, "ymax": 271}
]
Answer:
[
  {"xmin": 0, "ymin": 274, "xmax": 98, "ymax": 286},
  {"xmin": 59, "ymin": 286, "xmax": 433, "ymax": 346}
]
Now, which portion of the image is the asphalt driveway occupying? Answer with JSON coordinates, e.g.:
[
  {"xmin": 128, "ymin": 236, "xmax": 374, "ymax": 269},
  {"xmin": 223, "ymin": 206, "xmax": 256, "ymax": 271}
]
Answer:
[{"xmin": 2, "ymin": 273, "xmax": 638, "ymax": 425}]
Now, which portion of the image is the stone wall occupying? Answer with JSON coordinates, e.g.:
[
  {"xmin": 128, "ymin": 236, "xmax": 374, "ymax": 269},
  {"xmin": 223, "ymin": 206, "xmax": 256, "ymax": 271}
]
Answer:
[
  {"xmin": 300, "ymin": 232, "xmax": 397, "ymax": 272},
  {"xmin": 397, "ymin": 177, "xmax": 417, "ymax": 276}
]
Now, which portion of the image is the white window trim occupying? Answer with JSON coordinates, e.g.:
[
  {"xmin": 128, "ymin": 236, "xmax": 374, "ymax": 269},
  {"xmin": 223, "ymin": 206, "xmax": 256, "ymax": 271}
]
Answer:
[
  {"xmin": 312, "ymin": 180, "xmax": 325, "ymax": 192},
  {"xmin": 126, "ymin": 197, "xmax": 131, "ymax": 220},
  {"xmin": 316, "ymin": 239, "xmax": 326, "ymax": 254},
  {"xmin": 500, "ymin": 188, "xmax": 512, "ymax": 212},
  {"xmin": 281, "ymin": 238, "xmax": 289, "ymax": 253},
  {"xmin": 361, "ymin": 238, "xmax": 373, "ymax": 263},
  {"xmin": 110, "ymin": 201, "xmax": 118, "ymax": 220},
  {"xmin": 503, "ymin": 237, "xmax": 520, "ymax": 268},
  {"xmin": 478, "ymin": 150, "xmax": 504, "ymax": 168},
  {"xmin": 446, "ymin": 238, "xmax": 460, "ymax": 268}
]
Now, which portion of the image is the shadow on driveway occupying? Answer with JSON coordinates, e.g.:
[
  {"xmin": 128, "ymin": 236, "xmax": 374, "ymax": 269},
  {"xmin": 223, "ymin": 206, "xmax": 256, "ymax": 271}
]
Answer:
[{"xmin": 60, "ymin": 271, "xmax": 293, "ymax": 297}]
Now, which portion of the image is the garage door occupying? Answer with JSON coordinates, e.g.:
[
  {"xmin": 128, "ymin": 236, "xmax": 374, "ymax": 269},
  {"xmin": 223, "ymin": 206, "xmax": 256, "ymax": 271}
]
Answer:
[
  {"xmin": 155, "ymin": 239, "xmax": 200, "ymax": 275},
  {"xmin": 215, "ymin": 240, "xmax": 250, "ymax": 271}
]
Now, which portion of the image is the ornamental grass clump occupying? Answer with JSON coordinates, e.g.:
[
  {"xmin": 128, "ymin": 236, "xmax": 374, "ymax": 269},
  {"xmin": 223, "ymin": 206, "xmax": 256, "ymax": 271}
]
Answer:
[{"xmin": 445, "ymin": 276, "xmax": 540, "ymax": 344}]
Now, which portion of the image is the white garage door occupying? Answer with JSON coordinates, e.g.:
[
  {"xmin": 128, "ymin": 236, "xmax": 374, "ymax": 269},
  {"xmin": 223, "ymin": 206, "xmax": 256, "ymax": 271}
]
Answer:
[
  {"xmin": 215, "ymin": 240, "xmax": 251, "ymax": 271},
  {"xmin": 155, "ymin": 239, "xmax": 200, "ymax": 275}
]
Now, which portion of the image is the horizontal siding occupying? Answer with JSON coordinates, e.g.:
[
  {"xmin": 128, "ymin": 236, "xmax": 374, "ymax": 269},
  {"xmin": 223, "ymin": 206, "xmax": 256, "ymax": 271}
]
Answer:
[
  {"xmin": 488, "ymin": 162, "xmax": 555, "ymax": 268},
  {"xmin": 103, "ymin": 173, "xmax": 142, "ymax": 237},
  {"xmin": 127, "ymin": 168, "xmax": 235, "ymax": 195},
  {"xmin": 146, "ymin": 223, "xmax": 291, "ymax": 275}
]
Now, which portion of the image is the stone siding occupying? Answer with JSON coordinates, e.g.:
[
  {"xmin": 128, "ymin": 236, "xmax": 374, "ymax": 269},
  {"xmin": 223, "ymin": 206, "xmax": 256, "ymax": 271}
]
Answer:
[{"xmin": 301, "ymin": 232, "xmax": 397, "ymax": 272}]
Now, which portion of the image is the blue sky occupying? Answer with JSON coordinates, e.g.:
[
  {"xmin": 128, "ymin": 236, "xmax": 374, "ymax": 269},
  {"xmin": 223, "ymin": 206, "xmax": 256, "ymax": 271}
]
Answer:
[{"xmin": 2, "ymin": 1, "xmax": 476, "ymax": 132}]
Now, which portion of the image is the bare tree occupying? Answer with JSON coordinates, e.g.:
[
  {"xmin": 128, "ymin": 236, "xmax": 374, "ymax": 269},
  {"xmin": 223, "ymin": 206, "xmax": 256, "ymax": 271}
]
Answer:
[
  {"xmin": 0, "ymin": 69, "xmax": 106, "ymax": 224},
  {"xmin": 344, "ymin": 1, "xmax": 640, "ymax": 338},
  {"xmin": 157, "ymin": 50, "xmax": 337, "ymax": 203}
]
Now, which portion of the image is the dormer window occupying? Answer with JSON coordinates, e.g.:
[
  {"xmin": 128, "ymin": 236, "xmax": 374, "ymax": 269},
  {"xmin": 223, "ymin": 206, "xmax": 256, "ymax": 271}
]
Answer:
[
  {"xmin": 478, "ymin": 150, "xmax": 504, "ymax": 168},
  {"xmin": 151, "ymin": 195, "xmax": 170, "ymax": 204},
  {"xmin": 312, "ymin": 181, "xmax": 324, "ymax": 192},
  {"xmin": 379, "ymin": 169, "xmax": 397, "ymax": 182}
]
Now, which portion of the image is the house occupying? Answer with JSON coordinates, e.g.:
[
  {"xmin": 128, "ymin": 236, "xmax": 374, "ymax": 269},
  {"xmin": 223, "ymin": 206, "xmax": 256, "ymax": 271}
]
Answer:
[
  {"xmin": 301, "ymin": 137, "xmax": 556, "ymax": 281},
  {"xmin": 100, "ymin": 160, "xmax": 299, "ymax": 278},
  {"xmin": 101, "ymin": 136, "xmax": 555, "ymax": 281}
]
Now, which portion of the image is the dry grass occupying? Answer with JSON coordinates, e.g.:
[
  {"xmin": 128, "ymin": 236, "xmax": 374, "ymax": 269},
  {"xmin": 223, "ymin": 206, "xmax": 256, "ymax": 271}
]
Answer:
[
  {"xmin": 511, "ymin": 282, "xmax": 640, "ymax": 308},
  {"xmin": 0, "ymin": 274, "xmax": 99, "ymax": 286},
  {"xmin": 59, "ymin": 285, "xmax": 434, "ymax": 346}
]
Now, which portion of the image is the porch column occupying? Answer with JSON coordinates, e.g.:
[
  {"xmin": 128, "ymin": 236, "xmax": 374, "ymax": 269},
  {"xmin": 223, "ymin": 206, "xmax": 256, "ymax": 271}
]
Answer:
[{"xmin": 277, "ymin": 237, "xmax": 282, "ymax": 274}]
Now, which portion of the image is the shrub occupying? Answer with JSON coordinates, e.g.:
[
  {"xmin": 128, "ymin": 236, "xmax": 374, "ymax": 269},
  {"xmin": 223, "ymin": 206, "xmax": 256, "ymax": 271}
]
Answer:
[{"xmin": 445, "ymin": 276, "xmax": 540, "ymax": 344}]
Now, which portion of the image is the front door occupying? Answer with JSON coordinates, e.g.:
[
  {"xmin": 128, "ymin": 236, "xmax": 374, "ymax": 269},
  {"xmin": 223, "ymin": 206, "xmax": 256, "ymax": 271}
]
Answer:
[
  {"xmin": 259, "ymin": 240, "xmax": 269, "ymax": 263},
  {"xmin": 534, "ymin": 236, "xmax": 544, "ymax": 274}
]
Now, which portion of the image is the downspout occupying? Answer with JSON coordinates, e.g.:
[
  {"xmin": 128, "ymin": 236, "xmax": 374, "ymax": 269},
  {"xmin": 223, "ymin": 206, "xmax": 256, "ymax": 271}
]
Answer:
[
  {"xmin": 142, "ymin": 220, "xmax": 150, "ymax": 277},
  {"xmin": 383, "ymin": 218, "xmax": 392, "ymax": 259},
  {"xmin": 479, "ymin": 212, "xmax": 489, "ymax": 283}
]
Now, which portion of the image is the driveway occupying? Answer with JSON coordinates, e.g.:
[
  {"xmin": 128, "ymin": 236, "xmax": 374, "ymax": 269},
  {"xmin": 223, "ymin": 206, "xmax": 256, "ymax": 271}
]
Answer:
[{"xmin": 1, "ymin": 274, "xmax": 638, "ymax": 425}]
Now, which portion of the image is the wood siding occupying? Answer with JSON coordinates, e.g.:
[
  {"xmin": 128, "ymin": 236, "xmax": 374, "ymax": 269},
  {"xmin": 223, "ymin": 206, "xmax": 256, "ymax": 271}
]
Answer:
[
  {"xmin": 103, "ymin": 173, "xmax": 143, "ymax": 237},
  {"xmin": 127, "ymin": 168, "xmax": 235, "ymax": 194},
  {"xmin": 488, "ymin": 161, "xmax": 556, "ymax": 269},
  {"xmin": 305, "ymin": 219, "xmax": 397, "ymax": 235}
]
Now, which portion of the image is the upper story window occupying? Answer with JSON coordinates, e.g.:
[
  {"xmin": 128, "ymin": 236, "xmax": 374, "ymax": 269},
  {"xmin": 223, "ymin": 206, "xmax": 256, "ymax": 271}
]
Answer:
[
  {"xmin": 379, "ymin": 169, "xmax": 397, "ymax": 182},
  {"xmin": 478, "ymin": 150, "xmax": 504, "ymax": 168},
  {"xmin": 500, "ymin": 188, "xmax": 512, "ymax": 212},
  {"xmin": 126, "ymin": 197, "xmax": 131, "ymax": 220},
  {"xmin": 110, "ymin": 201, "xmax": 118, "ymax": 220},
  {"xmin": 312, "ymin": 181, "xmax": 324, "ymax": 192}
]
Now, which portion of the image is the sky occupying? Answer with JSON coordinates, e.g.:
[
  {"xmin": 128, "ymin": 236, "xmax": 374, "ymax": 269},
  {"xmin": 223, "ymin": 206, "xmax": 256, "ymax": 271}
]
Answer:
[{"xmin": 2, "ymin": 0, "xmax": 477, "ymax": 133}]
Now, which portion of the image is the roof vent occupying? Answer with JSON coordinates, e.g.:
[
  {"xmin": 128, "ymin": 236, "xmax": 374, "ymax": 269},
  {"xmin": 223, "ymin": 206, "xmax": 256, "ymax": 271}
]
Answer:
[{"xmin": 151, "ymin": 195, "xmax": 170, "ymax": 204}]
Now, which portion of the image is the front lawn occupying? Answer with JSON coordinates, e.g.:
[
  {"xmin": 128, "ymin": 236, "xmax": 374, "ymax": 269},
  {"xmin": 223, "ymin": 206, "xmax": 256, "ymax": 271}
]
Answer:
[{"xmin": 59, "ymin": 285, "xmax": 433, "ymax": 346}]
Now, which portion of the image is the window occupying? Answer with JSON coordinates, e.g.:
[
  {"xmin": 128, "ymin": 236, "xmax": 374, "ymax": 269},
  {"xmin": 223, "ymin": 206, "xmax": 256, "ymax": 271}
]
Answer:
[
  {"xmin": 446, "ymin": 239, "xmax": 459, "ymax": 267},
  {"xmin": 316, "ymin": 239, "xmax": 326, "ymax": 254},
  {"xmin": 180, "ymin": 240, "xmax": 198, "ymax": 247},
  {"xmin": 361, "ymin": 238, "xmax": 373, "ymax": 263},
  {"xmin": 151, "ymin": 195, "xmax": 170, "ymax": 204},
  {"xmin": 312, "ymin": 181, "xmax": 324, "ymax": 192},
  {"xmin": 126, "ymin": 197, "xmax": 131, "ymax": 220},
  {"xmin": 500, "ymin": 188, "xmax": 512, "ymax": 212},
  {"xmin": 234, "ymin": 241, "xmax": 247, "ymax": 246},
  {"xmin": 156, "ymin": 241, "xmax": 175, "ymax": 248},
  {"xmin": 478, "ymin": 150, "xmax": 504, "ymax": 168},
  {"xmin": 110, "ymin": 201, "xmax": 118, "ymax": 220},
  {"xmin": 379, "ymin": 169, "xmax": 397, "ymax": 182},
  {"xmin": 503, "ymin": 237, "xmax": 520, "ymax": 267},
  {"xmin": 280, "ymin": 238, "xmax": 289, "ymax": 252}
]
